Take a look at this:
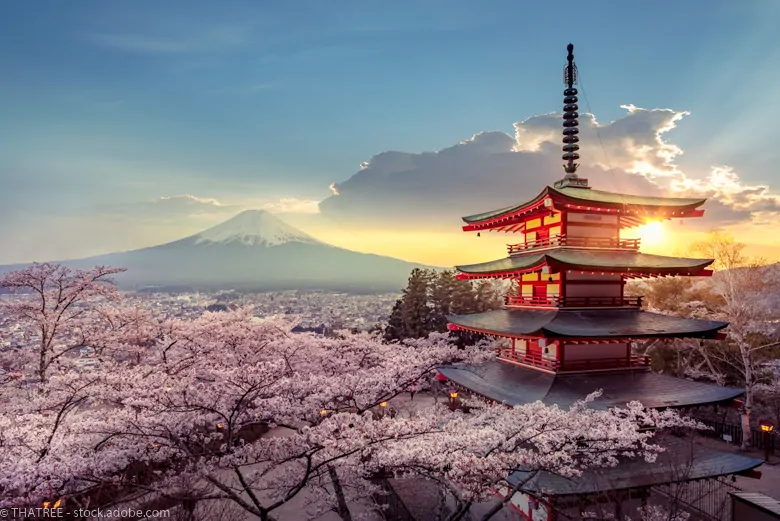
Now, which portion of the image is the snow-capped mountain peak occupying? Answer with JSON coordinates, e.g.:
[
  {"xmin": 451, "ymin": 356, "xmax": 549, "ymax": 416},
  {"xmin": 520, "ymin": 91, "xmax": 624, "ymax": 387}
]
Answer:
[{"xmin": 193, "ymin": 210, "xmax": 321, "ymax": 247}]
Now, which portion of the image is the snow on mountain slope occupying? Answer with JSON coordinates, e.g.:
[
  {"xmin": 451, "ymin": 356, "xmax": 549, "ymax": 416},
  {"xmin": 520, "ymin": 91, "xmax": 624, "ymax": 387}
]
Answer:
[{"xmin": 192, "ymin": 210, "xmax": 322, "ymax": 247}]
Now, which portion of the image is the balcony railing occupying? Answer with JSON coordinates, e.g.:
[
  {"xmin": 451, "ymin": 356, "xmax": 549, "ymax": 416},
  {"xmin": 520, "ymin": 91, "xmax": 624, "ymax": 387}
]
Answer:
[
  {"xmin": 559, "ymin": 355, "xmax": 650, "ymax": 372},
  {"xmin": 497, "ymin": 350, "xmax": 559, "ymax": 371},
  {"xmin": 497, "ymin": 351, "xmax": 651, "ymax": 373},
  {"xmin": 507, "ymin": 235, "xmax": 640, "ymax": 254},
  {"xmin": 503, "ymin": 295, "xmax": 644, "ymax": 308}
]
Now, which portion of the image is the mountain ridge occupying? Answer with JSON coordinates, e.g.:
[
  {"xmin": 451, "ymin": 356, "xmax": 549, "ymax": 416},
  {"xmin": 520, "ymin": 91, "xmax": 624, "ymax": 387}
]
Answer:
[{"xmin": 0, "ymin": 211, "xmax": 436, "ymax": 292}]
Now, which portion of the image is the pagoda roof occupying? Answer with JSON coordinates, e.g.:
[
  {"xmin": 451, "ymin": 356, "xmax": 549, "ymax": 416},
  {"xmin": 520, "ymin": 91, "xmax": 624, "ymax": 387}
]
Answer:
[
  {"xmin": 462, "ymin": 185, "xmax": 707, "ymax": 225},
  {"xmin": 446, "ymin": 308, "xmax": 727, "ymax": 339},
  {"xmin": 455, "ymin": 249, "xmax": 714, "ymax": 278},
  {"xmin": 438, "ymin": 359, "xmax": 742, "ymax": 409},
  {"xmin": 508, "ymin": 438, "xmax": 763, "ymax": 497}
]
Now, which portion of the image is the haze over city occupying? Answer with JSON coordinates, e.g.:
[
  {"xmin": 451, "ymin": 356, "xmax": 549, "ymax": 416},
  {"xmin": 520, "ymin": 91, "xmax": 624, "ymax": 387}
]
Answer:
[{"xmin": 2, "ymin": 0, "xmax": 780, "ymax": 267}]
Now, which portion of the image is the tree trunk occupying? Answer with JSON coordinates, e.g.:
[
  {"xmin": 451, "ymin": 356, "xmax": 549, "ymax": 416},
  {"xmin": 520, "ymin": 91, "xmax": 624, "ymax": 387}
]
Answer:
[
  {"xmin": 741, "ymin": 345, "xmax": 753, "ymax": 451},
  {"xmin": 328, "ymin": 465, "xmax": 353, "ymax": 521},
  {"xmin": 39, "ymin": 338, "xmax": 48, "ymax": 384},
  {"xmin": 741, "ymin": 389, "xmax": 753, "ymax": 451}
]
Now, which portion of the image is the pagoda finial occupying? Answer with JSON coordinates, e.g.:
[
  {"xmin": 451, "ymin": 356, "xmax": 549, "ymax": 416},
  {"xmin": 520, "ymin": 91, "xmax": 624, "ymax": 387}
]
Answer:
[
  {"xmin": 555, "ymin": 43, "xmax": 589, "ymax": 190},
  {"xmin": 562, "ymin": 43, "xmax": 579, "ymax": 177}
]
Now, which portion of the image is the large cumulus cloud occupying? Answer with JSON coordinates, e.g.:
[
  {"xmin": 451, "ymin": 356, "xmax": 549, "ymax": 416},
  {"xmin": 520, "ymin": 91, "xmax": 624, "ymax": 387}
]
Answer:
[{"xmin": 319, "ymin": 106, "xmax": 779, "ymax": 231}]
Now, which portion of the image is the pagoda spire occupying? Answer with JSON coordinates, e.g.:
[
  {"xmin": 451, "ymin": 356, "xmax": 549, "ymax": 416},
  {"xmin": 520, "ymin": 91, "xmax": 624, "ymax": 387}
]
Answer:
[{"xmin": 555, "ymin": 43, "xmax": 589, "ymax": 189}]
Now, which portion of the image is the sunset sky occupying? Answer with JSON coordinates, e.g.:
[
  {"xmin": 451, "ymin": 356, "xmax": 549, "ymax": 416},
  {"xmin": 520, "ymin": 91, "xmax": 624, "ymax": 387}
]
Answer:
[{"xmin": 2, "ymin": 0, "xmax": 780, "ymax": 267}]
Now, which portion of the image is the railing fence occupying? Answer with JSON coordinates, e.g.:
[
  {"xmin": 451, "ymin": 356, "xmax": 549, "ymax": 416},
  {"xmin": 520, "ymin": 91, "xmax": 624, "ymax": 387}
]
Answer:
[{"xmin": 694, "ymin": 418, "xmax": 779, "ymax": 456}]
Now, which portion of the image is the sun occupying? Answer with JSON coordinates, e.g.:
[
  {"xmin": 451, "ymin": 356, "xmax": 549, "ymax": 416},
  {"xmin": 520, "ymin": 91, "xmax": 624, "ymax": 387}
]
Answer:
[{"xmin": 636, "ymin": 221, "xmax": 666, "ymax": 247}]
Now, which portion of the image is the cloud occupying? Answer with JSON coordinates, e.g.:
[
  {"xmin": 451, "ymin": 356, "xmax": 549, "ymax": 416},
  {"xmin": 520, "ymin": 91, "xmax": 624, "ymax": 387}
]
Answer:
[
  {"xmin": 95, "ymin": 195, "xmax": 321, "ymax": 223},
  {"xmin": 206, "ymin": 81, "xmax": 284, "ymax": 96},
  {"xmin": 262, "ymin": 198, "xmax": 320, "ymax": 214},
  {"xmin": 98, "ymin": 194, "xmax": 244, "ymax": 222},
  {"xmin": 88, "ymin": 24, "xmax": 251, "ymax": 55},
  {"xmin": 318, "ymin": 106, "xmax": 780, "ymax": 231}
]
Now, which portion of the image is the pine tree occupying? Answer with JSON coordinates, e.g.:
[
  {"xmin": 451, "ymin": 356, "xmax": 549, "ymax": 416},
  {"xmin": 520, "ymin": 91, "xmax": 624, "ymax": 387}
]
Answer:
[
  {"xmin": 400, "ymin": 269, "xmax": 434, "ymax": 338},
  {"xmin": 474, "ymin": 280, "xmax": 503, "ymax": 312},
  {"xmin": 384, "ymin": 269, "xmax": 504, "ymax": 345},
  {"xmin": 383, "ymin": 299, "xmax": 405, "ymax": 342},
  {"xmin": 429, "ymin": 270, "xmax": 457, "ymax": 332}
]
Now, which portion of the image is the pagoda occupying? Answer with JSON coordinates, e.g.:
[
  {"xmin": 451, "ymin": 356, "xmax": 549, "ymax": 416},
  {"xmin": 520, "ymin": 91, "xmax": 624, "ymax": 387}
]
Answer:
[{"xmin": 437, "ymin": 44, "xmax": 764, "ymax": 519}]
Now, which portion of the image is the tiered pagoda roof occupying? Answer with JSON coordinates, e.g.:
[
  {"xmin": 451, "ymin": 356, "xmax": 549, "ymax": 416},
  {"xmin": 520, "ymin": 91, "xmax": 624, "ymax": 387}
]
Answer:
[
  {"xmin": 446, "ymin": 308, "xmax": 727, "ymax": 340},
  {"xmin": 455, "ymin": 249, "xmax": 715, "ymax": 279},
  {"xmin": 439, "ymin": 359, "xmax": 741, "ymax": 409},
  {"xmin": 462, "ymin": 186, "xmax": 707, "ymax": 232}
]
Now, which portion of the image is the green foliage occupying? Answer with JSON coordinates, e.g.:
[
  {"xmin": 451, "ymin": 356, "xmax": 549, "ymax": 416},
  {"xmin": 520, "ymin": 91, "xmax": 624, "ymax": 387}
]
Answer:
[{"xmin": 383, "ymin": 269, "xmax": 503, "ymax": 346}]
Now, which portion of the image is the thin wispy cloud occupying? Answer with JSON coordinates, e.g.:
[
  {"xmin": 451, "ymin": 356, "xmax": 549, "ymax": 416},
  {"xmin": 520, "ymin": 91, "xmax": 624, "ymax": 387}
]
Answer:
[
  {"xmin": 262, "ymin": 198, "xmax": 320, "ymax": 214},
  {"xmin": 207, "ymin": 81, "xmax": 285, "ymax": 96},
  {"xmin": 87, "ymin": 24, "xmax": 252, "ymax": 55}
]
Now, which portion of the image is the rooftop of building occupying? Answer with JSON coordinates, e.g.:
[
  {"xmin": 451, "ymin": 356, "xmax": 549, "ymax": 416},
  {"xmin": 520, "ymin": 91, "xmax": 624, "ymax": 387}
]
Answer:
[
  {"xmin": 438, "ymin": 359, "xmax": 742, "ymax": 409},
  {"xmin": 462, "ymin": 185, "xmax": 708, "ymax": 225},
  {"xmin": 454, "ymin": 249, "xmax": 714, "ymax": 278},
  {"xmin": 446, "ymin": 308, "xmax": 728, "ymax": 339}
]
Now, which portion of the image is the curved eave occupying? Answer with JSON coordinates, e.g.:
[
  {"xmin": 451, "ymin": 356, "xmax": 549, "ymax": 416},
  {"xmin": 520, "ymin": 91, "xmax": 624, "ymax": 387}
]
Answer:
[
  {"xmin": 552, "ymin": 186, "xmax": 707, "ymax": 211},
  {"xmin": 438, "ymin": 359, "xmax": 743, "ymax": 410},
  {"xmin": 455, "ymin": 250, "xmax": 715, "ymax": 279},
  {"xmin": 507, "ymin": 441, "xmax": 762, "ymax": 496},
  {"xmin": 462, "ymin": 189, "xmax": 550, "ymax": 232},
  {"xmin": 460, "ymin": 186, "xmax": 708, "ymax": 232},
  {"xmin": 446, "ymin": 308, "xmax": 728, "ymax": 339}
]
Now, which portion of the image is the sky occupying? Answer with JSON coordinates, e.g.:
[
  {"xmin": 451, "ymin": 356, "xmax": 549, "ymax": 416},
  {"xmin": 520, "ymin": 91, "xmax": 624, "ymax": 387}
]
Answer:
[{"xmin": 2, "ymin": 0, "xmax": 780, "ymax": 266}]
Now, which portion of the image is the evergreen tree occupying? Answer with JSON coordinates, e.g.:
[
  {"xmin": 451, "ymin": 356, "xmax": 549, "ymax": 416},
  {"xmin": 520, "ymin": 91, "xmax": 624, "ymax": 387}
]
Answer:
[
  {"xmin": 429, "ymin": 270, "xmax": 457, "ymax": 332},
  {"xmin": 450, "ymin": 277, "xmax": 478, "ymax": 314},
  {"xmin": 400, "ymin": 268, "xmax": 434, "ymax": 338},
  {"xmin": 383, "ymin": 269, "xmax": 505, "ymax": 345},
  {"xmin": 383, "ymin": 299, "xmax": 405, "ymax": 342},
  {"xmin": 474, "ymin": 280, "xmax": 503, "ymax": 312}
]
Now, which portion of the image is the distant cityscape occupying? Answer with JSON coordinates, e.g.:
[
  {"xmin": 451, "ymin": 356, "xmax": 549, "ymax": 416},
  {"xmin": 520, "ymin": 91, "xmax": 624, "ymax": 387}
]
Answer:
[{"xmin": 0, "ymin": 290, "xmax": 399, "ymax": 374}]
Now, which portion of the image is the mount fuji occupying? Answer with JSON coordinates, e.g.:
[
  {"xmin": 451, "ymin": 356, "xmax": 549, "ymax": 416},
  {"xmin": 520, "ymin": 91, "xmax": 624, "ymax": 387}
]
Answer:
[{"xmin": 0, "ymin": 211, "xmax": 434, "ymax": 292}]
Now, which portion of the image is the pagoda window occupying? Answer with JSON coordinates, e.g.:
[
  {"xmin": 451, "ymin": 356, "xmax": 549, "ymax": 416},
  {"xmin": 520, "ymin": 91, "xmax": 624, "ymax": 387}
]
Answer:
[
  {"xmin": 549, "ymin": 225, "xmax": 562, "ymax": 237},
  {"xmin": 515, "ymin": 338, "xmax": 527, "ymax": 354},
  {"xmin": 543, "ymin": 212, "xmax": 562, "ymax": 226},
  {"xmin": 526, "ymin": 218, "xmax": 542, "ymax": 230},
  {"xmin": 567, "ymin": 224, "xmax": 619, "ymax": 239},
  {"xmin": 567, "ymin": 213, "xmax": 619, "ymax": 225},
  {"xmin": 563, "ymin": 342, "xmax": 627, "ymax": 361},
  {"xmin": 525, "ymin": 230, "xmax": 537, "ymax": 244},
  {"xmin": 521, "ymin": 272, "xmax": 539, "ymax": 282},
  {"xmin": 547, "ymin": 283, "xmax": 560, "ymax": 298},
  {"xmin": 542, "ymin": 340, "xmax": 557, "ymax": 360}
]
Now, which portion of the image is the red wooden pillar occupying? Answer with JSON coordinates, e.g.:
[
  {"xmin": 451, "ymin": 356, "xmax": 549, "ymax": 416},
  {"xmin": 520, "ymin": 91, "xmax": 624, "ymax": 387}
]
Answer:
[{"xmin": 559, "ymin": 341, "xmax": 565, "ymax": 371}]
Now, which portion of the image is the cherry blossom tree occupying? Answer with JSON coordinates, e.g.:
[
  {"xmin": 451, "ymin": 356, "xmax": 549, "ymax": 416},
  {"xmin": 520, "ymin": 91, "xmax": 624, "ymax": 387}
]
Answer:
[
  {"xmin": 690, "ymin": 231, "xmax": 780, "ymax": 449},
  {"xmin": 0, "ymin": 263, "xmax": 700, "ymax": 521},
  {"xmin": 0, "ymin": 263, "xmax": 126, "ymax": 383}
]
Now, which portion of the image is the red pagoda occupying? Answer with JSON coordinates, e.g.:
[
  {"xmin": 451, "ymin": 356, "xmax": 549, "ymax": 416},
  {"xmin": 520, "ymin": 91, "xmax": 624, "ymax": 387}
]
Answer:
[{"xmin": 437, "ymin": 44, "xmax": 763, "ymax": 519}]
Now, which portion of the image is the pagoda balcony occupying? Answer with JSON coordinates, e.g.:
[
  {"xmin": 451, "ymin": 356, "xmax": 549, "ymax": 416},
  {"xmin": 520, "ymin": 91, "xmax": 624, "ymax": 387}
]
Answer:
[
  {"xmin": 497, "ymin": 351, "xmax": 651, "ymax": 373},
  {"xmin": 504, "ymin": 295, "xmax": 644, "ymax": 308},
  {"xmin": 507, "ymin": 235, "xmax": 640, "ymax": 255}
]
